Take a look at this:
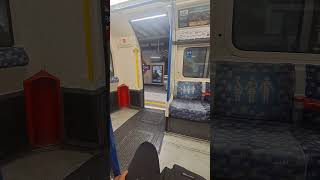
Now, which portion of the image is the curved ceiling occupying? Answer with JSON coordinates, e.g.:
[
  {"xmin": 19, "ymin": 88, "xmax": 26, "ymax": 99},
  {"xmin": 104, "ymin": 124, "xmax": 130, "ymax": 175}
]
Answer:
[{"xmin": 131, "ymin": 15, "xmax": 169, "ymax": 41}]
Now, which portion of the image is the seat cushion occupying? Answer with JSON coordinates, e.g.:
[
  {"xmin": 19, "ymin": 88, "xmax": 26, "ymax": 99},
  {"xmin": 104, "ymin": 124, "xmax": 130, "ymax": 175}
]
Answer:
[
  {"xmin": 169, "ymin": 99, "xmax": 210, "ymax": 122},
  {"xmin": 214, "ymin": 61, "xmax": 295, "ymax": 123},
  {"xmin": 212, "ymin": 119, "xmax": 305, "ymax": 180},
  {"xmin": 292, "ymin": 128, "xmax": 320, "ymax": 180},
  {"xmin": 0, "ymin": 47, "xmax": 29, "ymax": 68}
]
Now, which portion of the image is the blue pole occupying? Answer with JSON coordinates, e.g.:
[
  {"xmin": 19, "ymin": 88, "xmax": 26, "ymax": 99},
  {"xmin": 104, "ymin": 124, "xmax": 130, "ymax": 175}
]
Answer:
[
  {"xmin": 109, "ymin": 120, "xmax": 121, "ymax": 177},
  {"xmin": 167, "ymin": 1, "xmax": 174, "ymax": 102}
]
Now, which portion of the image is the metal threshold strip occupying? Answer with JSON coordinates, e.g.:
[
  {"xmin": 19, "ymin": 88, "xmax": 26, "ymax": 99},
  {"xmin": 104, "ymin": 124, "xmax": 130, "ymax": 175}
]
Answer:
[{"xmin": 145, "ymin": 100, "xmax": 166, "ymax": 110}]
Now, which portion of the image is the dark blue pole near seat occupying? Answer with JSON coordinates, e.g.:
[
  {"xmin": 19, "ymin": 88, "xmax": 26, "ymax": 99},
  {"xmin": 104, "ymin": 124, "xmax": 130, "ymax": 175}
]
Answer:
[
  {"xmin": 109, "ymin": 119, "xmax": 121, "ymax": 177},
  {"xmin": 166, "ymin": 0, "xmax": 174, "ymax": 102}
]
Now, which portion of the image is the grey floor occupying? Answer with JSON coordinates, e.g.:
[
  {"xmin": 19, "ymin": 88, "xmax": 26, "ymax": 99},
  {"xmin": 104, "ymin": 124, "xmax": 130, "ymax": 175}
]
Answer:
[
  {"xmin": 111, "ymin": 108, "xmax": 210, "ymax": 180},
  {"xmin": 159, "ymin": 133, "xmax": 210, "ymax": 180},
  {"xmin": 144, "ymin": 85, "xmax": 167, "ymax": 110},
  {"xmin": 113, "ymin": 109, "xmax": 166, "ymax": 172},
  {"xmin": 111, "ymin": 108, "xmax": 139, "ymax": 131},
  {"xmin": 1, "ymin": 149, "xmax": 93, "ymax": 180},
  {"xmin": 144, "ymin": 85, "xmax": 166, "ymax": 94}
]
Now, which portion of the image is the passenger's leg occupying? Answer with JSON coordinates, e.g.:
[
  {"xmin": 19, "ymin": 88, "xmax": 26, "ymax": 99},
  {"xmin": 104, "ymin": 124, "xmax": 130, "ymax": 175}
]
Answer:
[{"xmin": 126, "ymin": 142, "xmax": 161, "ymax": 180}]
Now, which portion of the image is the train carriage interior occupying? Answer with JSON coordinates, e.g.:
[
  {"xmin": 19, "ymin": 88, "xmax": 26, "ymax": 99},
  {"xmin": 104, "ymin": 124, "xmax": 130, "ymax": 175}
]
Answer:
[
  {"xmin": 4, "ymin": 0, "xmax": 320, "ymax": 179},
  {"xmin": 0, "ymin": 0, "xmax": 111, "ymax": 179},
  {"xmin": 109, "ymin": 0, "xmax": 210, "ymax": 179},
  {"xmin": 211, "ymin": 0, "xmax": 320, "ymax": 180}
]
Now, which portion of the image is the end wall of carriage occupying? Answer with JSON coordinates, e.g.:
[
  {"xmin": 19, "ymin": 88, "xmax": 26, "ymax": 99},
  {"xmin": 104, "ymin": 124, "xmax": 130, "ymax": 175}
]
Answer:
[
  {"xmin": 110, "ymin": 0, "xmax": 172, "ymax": 107},
  {"xmin": 110, "ymin": 9, "xmax": 145, "ymax": 108},
  {"xmin": 212, "ymin": 0, "xmax": 308, "ymax": 96},
  {"xmin": 0, "ymin": 0, "xmax": 108, "ymax": 158}
]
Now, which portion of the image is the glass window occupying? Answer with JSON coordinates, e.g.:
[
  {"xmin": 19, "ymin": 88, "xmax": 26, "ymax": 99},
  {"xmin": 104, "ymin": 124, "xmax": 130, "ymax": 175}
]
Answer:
[
  {"xmin": 183, "ymin": 47, "xmax": 209, "ymax": 78},
  {"xmin": 233, "ymin": 0, "xmax": 320, "ymax": 53},
  {"xmin": 0, "ymin": 0, "xmax": 13, "ymax": 47}
]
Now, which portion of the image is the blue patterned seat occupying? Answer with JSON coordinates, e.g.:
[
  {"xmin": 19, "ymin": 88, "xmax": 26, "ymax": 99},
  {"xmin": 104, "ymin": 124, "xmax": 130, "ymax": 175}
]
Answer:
[
  {"xmin": 212, "ymin": 119, "xmax": 305, "ymax": 180},
  {"xmin": 288, "ymin": 64, "xmax": 320, "ymax": 180},
  {"xmin": 0, "ymin": 47, "xmax": 29, "ymax": 68},
  {"xmin": 168, "ymin": 81, "xmax": 210, "ymax": 139},
  {"xmin": 212, "ymin": 61, "xmax": 305, "ymax": 180},
  {"xmin": 292, "ymin": 128, "xmax": 320, "ymax": 180},
  {"xmin": 214, "ymin": 61, "xmax": 295, "ymax": 122},
  {"xmin": 303, "ymin": 65, "xmax": 320, "ymax": 131},
  {"xmin": 204, "ymin": 82, "xmax": 211, "ymax": 102},
  {"xmin": 306, "ymin": 65, "xmax": 320, "ymax": 100},
  {"xmin": 169, "ymin": 81, "xmax": 211, "ymax": 122},
  {"xmin": 169, "ymin": 99, "xmax": 210, "ymax": 122}
]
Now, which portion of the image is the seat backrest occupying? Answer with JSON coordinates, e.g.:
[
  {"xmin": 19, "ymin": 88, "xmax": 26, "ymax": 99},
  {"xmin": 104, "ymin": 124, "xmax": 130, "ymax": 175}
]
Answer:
[
  {"xmin": 205, "ymin": 82, "xmax": 212, "ymax": 102},
  {"xmin": 205, "ymin": 82, "xmax": 211, "ymax": 93},
  {"xmin": 306, "ymin": 65, "xmax": 320, "ymax": 99},
  {"xmin": 302, "ymin": 65, "xmax": 320, "ymax": 130},
  {"xmin": 214, "ymin": 61, "xmax": 295, "ymax": 123},
  {"xmin": 175, "ymin": 81, "xmax": 202, "ymax": 100}
]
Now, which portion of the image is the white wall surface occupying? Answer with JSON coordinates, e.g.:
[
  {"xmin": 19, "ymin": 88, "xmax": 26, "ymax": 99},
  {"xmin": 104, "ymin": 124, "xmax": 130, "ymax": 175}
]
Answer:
[{"xmin": 0, "ymin": 0, "xmax": 106, "ymax": 95}]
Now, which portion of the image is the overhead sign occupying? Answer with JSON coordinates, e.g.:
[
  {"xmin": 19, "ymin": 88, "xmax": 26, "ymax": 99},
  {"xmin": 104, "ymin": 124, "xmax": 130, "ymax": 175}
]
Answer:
[
  {"xmin": 176, "ymin": 26, "xmax": 210, "ymax": 41},
  {"xmin": 178, "ymin": 5, "xmax": 210, "ymax": 28},
  {"xmin": 143, "ymin": 64, "xmax": 150, "ymax": 72},
  {"xmin": 186, "ymin": 49, "xmax": 193, "ymax": 59}
]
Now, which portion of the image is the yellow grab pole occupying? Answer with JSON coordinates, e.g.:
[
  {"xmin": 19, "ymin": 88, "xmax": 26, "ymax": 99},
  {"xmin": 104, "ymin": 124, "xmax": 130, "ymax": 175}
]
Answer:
[
  {"xmin": 83, "ymin": 0, "xmax": 94, "ymax": 82},
  {"xmin": 133, "ymin": 48, "xmax": 140, "ymax": 89}
]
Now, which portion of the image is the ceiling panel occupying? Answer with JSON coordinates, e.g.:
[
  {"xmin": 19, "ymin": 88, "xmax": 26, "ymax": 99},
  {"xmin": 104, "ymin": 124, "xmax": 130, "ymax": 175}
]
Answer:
[{"xmin": 131, "ymin": 16, "xmax": 169, "ymax": 41}]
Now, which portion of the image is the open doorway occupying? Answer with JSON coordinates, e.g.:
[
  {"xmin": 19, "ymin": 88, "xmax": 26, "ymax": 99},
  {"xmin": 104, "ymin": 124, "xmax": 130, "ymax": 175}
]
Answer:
[
  {"xmin": 109, "ymin": 1, "xmax": 210, "ymax": 179},
  {"xmin": 130, "ymin": 13, "xmax": 169, "ymax": 110}
]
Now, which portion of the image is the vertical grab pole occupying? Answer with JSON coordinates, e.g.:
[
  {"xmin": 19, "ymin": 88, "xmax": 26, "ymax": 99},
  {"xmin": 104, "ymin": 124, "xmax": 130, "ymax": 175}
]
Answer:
[
  {"xmin": 109, "ymin": 120, "xmax": 121, "ymax": 177},
  {"xmin": 167, "ymin": 0, "xmax": 174, "ymax": 102},
  {"xmin": 83, "ymin": 0, "xmax": 95, "ymax": 82}
]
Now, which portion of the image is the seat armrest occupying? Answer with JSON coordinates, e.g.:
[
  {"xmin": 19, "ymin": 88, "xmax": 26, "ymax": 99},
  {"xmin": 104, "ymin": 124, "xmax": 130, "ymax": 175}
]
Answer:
[
  {"xmin": 293, "ymin": 97, "xmax": 320, "ymax": 131},
  {"xmin": 202, "ymin": 92, "xmax": 211, "ymax": 97},
  {"xmin": 293, "ymin": 96, "xmax": 320, "ymax": 127},
  {"xmin": 294, "ymin": 96, "xmax": 320, "ymax": 111}
]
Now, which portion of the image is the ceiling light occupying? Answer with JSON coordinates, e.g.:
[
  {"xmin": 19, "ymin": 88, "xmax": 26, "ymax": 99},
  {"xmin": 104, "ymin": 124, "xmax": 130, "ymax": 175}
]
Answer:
[
  {"xmin": 131, "ymin": 14, "xmax": 167, "ymax": 22},
  {"xmin": 150, "ymin": 56, "xmax": 161, "ymax": 59},
  {"xmin": 110, "ymin": 0, "xmax": 129, "ymax": 6}
]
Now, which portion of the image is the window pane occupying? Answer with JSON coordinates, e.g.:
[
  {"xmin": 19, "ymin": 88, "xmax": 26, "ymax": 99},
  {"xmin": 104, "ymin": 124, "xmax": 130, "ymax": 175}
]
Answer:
[
  {"xmin": 0, "ymin": 0, "xmax": 13, "ymax": 47},
  {"xmin": 232, "ymin": 0, "xmax": 320, "ymax": 53},
  {"xmin": 183, "ymin": 47, "xmax": 208, "ymax": 78}
]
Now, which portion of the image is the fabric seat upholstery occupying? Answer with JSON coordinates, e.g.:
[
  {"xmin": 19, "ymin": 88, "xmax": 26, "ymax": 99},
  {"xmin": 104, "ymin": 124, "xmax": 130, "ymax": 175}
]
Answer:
[
  {"xmin": 212, "ymin": 61, "xmax": 302, "ymax": 180},
  {"xmin": 292, "ymin": 128, "xmax": 320, "ymax": 180},
  {"xmin": 169, "ymin": 81, "xmax": 210, "ymax": 121},
  {"xmin": 212, "ymin": 119, "xmax": 305, "ymax": 180},
  {"xmin": 169, "ymin": 99, "xmax": 210, "ymax": 122}
]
